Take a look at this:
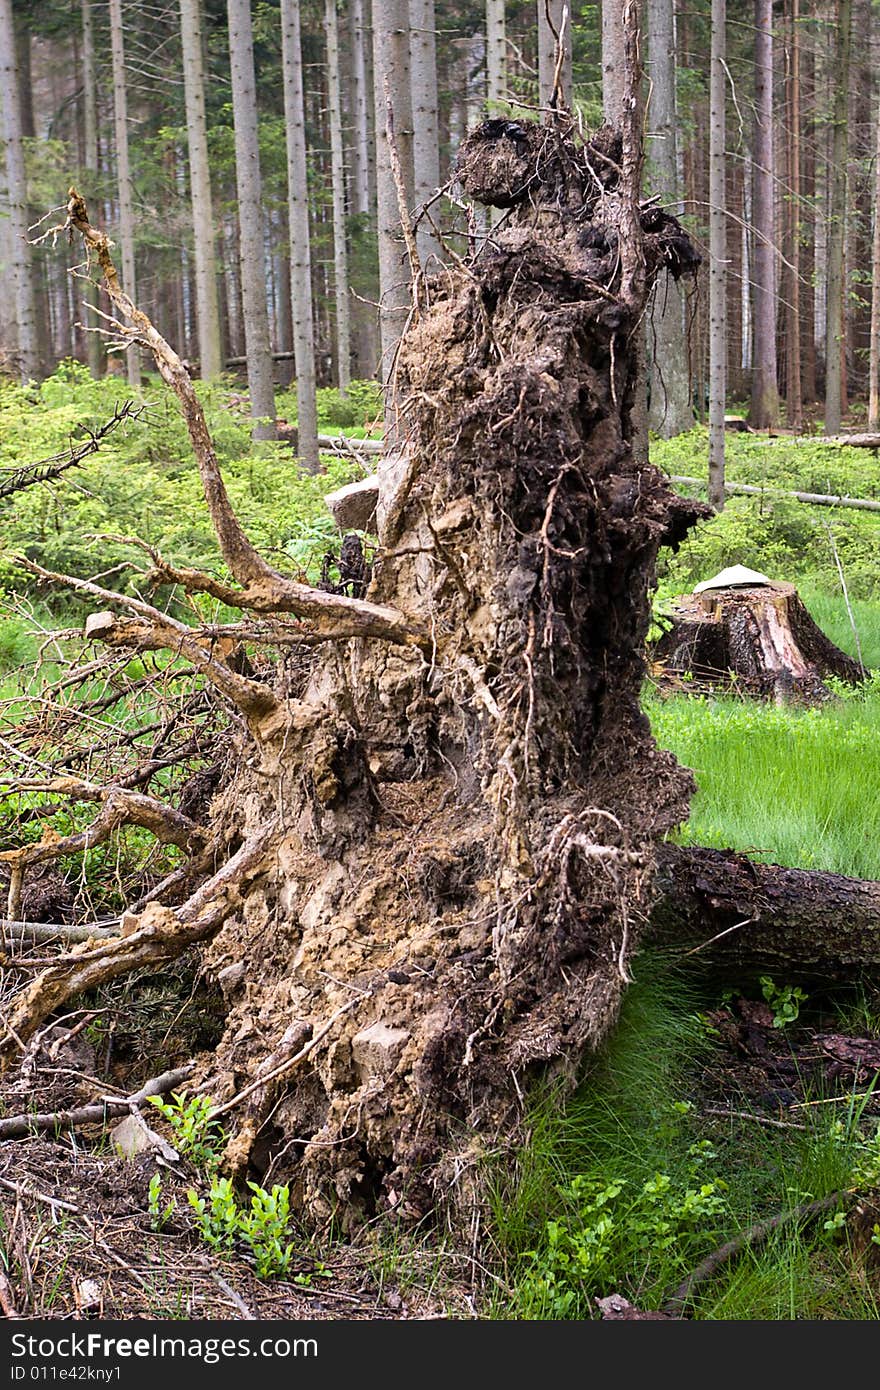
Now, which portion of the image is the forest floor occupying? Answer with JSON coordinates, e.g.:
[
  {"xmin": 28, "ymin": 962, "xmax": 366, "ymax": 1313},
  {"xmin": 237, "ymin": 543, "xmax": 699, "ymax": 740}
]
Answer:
[{"xmin": 2, "ymin": 957, "xmax": 879, "ymax": 1320}]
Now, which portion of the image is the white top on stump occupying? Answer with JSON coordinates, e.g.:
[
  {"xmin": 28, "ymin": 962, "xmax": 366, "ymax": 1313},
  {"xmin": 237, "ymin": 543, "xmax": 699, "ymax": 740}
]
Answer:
[{"xmin": 693, "ymin": 564, "xmax": 772, "ymax": 594}]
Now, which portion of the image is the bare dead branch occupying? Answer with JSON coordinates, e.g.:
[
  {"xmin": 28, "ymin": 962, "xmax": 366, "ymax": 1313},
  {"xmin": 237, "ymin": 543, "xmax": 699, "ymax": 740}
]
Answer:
[
  {"xmin": 1, "ymin": 776, "xmax": 208, "ymax": 853},
  {"xmin": 0, "ymin": 400, "xmax": 144, "ymax": 501},
  {"xmin": 62, "ymin": 189, "xmax": 428, "ymax": 652},
  {"xmin": 0, "ymin": 821, "xmax": 277, "ymax": 1072},
  {"xmin": 3, "ymin": 919, "xmax": 119, "ymax": 945},
  {"xmin": 0, "ymin": 1063, "xmax": 194, "ymax": 1139}
]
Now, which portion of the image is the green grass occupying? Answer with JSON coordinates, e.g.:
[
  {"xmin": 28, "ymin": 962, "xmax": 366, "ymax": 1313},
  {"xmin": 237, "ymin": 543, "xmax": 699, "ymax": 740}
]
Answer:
[
  {"xmin": 486, "ymin": 958, "xmax": 880, "ymax": 1320},
  {"xmin": 646, "ymin": 682, "xmax": 880, "ymax": 879}
]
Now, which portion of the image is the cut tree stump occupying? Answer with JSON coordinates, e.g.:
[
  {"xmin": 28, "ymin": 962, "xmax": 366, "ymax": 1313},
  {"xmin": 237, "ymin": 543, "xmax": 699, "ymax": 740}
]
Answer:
[{"xmin": 653, "ymin": 574, "xmax": 865, "ymax": 701}]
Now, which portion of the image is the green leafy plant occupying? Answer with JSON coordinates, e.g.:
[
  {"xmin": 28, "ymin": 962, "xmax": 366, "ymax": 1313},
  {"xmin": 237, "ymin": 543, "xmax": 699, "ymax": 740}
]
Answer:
[
  {"xmin": 760, "ymin": 976, "xmax": 809, "ymax": 1028},
  {"xmin": 520, "ymin": 1155, "xmax": 728, "ymax": 1318},
  {"xmin": 147, "ymin": 1172, "xmax": 176, "ymax": 1232},
  {"xmin": 239, "ymin": 1182, "xmax": 296, "ymax": 1279},
  {"xmin": 187, "ymin": 1177, "xmax": 240, "ymax": 1250},
  {"xmin": 185, "ymin": 1177, "xmax": 299, "ymax": 1279},
  {"xmin": 147, "ymin": 1091, "xmax": 226, "ymax": 1172}
]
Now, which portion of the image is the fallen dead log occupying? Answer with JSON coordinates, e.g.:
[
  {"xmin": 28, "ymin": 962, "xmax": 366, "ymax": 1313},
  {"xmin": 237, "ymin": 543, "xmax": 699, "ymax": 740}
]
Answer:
[
  {"xmin": 650, "ymin": 843, "xmax": 880, "ymax": 977},
  {"xmin": 0, "ymin": 1064, "xmax": 193, "ymax": 1139},
  {"xmin": 669, "ymin": 475, "xmax": 880, "ymax": 513}
]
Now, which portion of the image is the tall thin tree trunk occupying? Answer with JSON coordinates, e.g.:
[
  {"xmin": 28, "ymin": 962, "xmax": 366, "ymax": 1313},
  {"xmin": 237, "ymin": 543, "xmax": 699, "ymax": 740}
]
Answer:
[
  {"xmin": 708, "ymin": 0, "xmax": 727, "ymax": 508},
  {"xmin": 326, "ymin": 0, "xmax": 352, "ymax": 392},
  {"xmin": 726, "ymin": 158, "xmax": 745, "ymax": 399},
  {"xmin": 785, "ymin": 0, "xmax": 802, "ymax": 432},
  {"xmin": 228, "ymin": 0, "xmax": 276, "ymax": 438},
  {"xmin": 825, "ymin": 0, "xmax": 852, "ymax": 434},
  {"xmin": 348, "ymin": 0, "xmax": 371, "ymax": 217},
  {"xmin": 800, "ymin": 40, "xmax": 816, "ymax": 404},
  {"xmin": 410, "ymin": 0, "xmax": 441, "ymax": 268},
  {"xmin": 749, "ymin": 0, "xmax": 779, "ymax": 428},
  {"xmin": 180, "ymin": 0, "xmax": 222, "ymax": 380},
  {"xmin": 108, "ymin": 0, "xmax": 139, "ymax": 387},
  {"xmin": 0, "ymin": 0, "xmax": 38, "ymax": 380},
  {"xmin": 603, "ymin": 0, "xmax": 647, "ymax": 462},
  {"xmin": 486, "ymin": 0, "xmax": 506, "ymax": 107},
  {"xmin": 538, "ymin": 0, "xmax": 572, "ymax": 107},
  {"xmin": 280, "ymin": 0, "xmax": 318, "ymax": 468},
  {"xmin": 646, "ymin": 0, "xmax": 691, "ymax": 435},
  {"xmin": 372, "ymin": 0, "xmax": 414, "ymax": 395},
  {"xmin": 602, "ymin": 0, "xmax": 627, "ymax": 123},
  {"xmin": 868, "ymin": 92, "xmax": 880, "ymax": 428},
  {"xmin": 81, "ymin": 0, "xmax": 102, "ymax": 377}
]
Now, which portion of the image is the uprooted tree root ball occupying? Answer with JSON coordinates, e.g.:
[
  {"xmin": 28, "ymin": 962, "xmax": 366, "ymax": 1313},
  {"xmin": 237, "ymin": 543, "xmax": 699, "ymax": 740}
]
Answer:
[{"xmin": 2, "ymin": 112, "xmax": 707, "ymax": 1228}]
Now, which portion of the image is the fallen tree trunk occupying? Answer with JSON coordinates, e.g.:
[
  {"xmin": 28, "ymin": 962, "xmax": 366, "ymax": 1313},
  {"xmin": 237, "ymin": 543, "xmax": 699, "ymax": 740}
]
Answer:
[{"xmin": 650, "ymin": 842, "xmax": 880, "ymax": 977}]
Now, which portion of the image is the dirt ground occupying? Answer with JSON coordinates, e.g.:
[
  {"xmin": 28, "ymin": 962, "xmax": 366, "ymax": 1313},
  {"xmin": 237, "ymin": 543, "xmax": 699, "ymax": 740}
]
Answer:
[{"xmin": 2, "ymin": 974, "xmax": 879, "ymax": 1321}]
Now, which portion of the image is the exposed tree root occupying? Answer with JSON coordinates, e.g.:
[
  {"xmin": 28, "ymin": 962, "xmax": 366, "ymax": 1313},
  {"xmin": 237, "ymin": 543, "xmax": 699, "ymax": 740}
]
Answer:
[
  {"xmin": 5, "ymin": 76, "xmax": 721, "ymax": 1228},
  {"xmin": 662, "ymin": 1193, "xmax": 844, "ymax": 1315}
]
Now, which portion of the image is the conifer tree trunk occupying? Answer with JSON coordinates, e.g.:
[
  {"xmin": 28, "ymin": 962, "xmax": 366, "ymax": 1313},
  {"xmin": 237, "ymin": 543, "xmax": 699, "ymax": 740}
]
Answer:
[
  {"xmin": 800, "ymin": 40, "xmax": 817, "ymax": 404},
  {"xmin": 825, "ymin": 0, "xmax": 852, "ymax": 435},
  {"xmin": 868, "ymin": 90, "xmax": 880, "ymax": 429},
  {"xmin": 486, "ymin": 0, "xmax": 506, "ymax": 107},
  {"xmin": 326, "ymin": 0, "xmax": 351, "ymax": 392},
  {"xmin": 538, "ymin": 0, "xmax": 571, "ymax": 107},
  {"xmin": 749, "ymin": 0, "xmax": 779, "ymax": 428},
  {"xmin": 371, "ymin": 0, "xmax": 414, "ymax": 391},
  {"xmin": 410, "ymin": 0, "xmax": 441, "ymax": 268},
  {"xmin": 80, "ymin": 0, "xmax": 103, "ymax": 378},
  {"xmin": 348, "ymin": 0, "xmax": 371, "ymax": 217},
  {"xmin": 180, "ymin": 0, "xmax": 222, "ymax": 381},
  {"xmin": 785, "ymin": 0, "xmax": 802, "ymax": 432},
  {"xmin": 0, "ymin": 0, "xmax": 39, "ymax": 381},
  {"xmin": 602, "ymin": 0, "xmax": 627, "ymax": 123},
  {"xmin": 708, "ymin": 0, "xmax": 727, "ymax": 507},
  {"xmin": 227, "ymin": 0, "xmax": 276, "ymax": 439},
  {"xmin": 280, "ymin": 0, "xmax": 318, "ymax": 467},
  {"xmin": 646, "ymin": 0, "xmax": 692, "ymax": 436},
  {"xmin": 107, "ymin": 0, "xmax": 140, "ymax": 387}
]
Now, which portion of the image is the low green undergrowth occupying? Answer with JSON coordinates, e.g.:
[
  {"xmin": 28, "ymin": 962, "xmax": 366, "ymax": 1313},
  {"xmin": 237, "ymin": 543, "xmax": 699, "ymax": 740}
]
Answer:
[
  {"xmin": 651, "ymin": 429, "xmax": 880, "ymax": 601},
  {"xmin": 487, "ymin": 959, "xmax": 880, "ymax": 1320},
  {"xmin": 0, "ymin": 361, "xmax": 377, "ymax": 604}
]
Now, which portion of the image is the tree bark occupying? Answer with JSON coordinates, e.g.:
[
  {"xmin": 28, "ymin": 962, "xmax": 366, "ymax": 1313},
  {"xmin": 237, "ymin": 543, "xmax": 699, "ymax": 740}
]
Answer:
[
  {"xmin": 80, "ymin": 0, "xmax": 103, "ymax": 378},
  {"xmin": 348, "ymin": 0, "xmax": 371, "ymax": 218},
  {"xmin": 800, "ymin": 39, "xmax": 817, "ymax": 405},
  {"xmin": 371, "ymin": 0, "xmax": 414, "ymax": 393},
  {"xmin": 0, "ymin": 0, "xmax": 39, "ymax": 381},
  {"xmin": 538, "ymin": 0, "xmax": 572, "ymax": 108},
  {"xmin": 869, "ymin": 86, "xmax": 880, "ymax": 429},
  {"xmin": 646, "ymin": 0, "xmax": 692, "ymax": 437},
  {"xmin": 410, "ymin": 0, "xmax": 441, "ymax": 269},
  {"xmin": 824, "ymin": 0, "xmax": 852, "ymax": 436},
  {"xmin": 227, "ymin": 0, "xmax": 276, "ymax": 439},
  {"xmin": 748, "ymin": 0, "xmax": 779, "ymax": 429},
  {"xmin": 326, "ymin": 0, "xmax": 352, "ymax": 393},
  {"xmin": 107, "ymin": 0, "xmax": 140, "ymax": 388},
  {"xmin": 708, "ymin": 0, "xmax": 726, "ymax": 508},
  {"xmin": 486, "ymin": 0, "xmax": 506, "ymax": 108},
  {"xmin": 180, "ymin": 0, "xmax": 222, "ymax": 381},
  {"xmin": 651, "ymin": 843, "xmax": 880, "ymax": 979},
  {"xmin": 783, "ymin": 0, "xmax": 802, "ymax": 432},
  {"xmin": 279, "ymin": 0, "xmax": 318, "ymax": 469}
]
